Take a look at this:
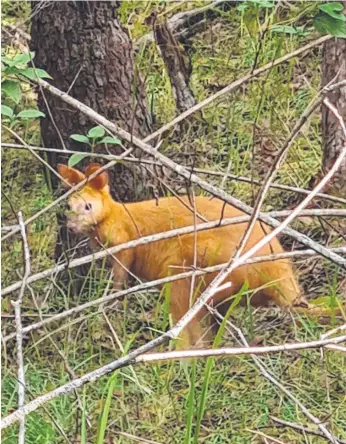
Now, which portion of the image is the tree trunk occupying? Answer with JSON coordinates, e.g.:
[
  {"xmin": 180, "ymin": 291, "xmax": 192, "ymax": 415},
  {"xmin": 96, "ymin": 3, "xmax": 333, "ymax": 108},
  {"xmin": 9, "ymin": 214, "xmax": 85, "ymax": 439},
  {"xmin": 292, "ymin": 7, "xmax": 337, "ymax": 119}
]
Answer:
[
  {"xmin": 320, "ymin": 18, "xmax": 346, "ymax": 197},
  {"xmin": 152, "ymin": 17, "xmax": 196, "ymax": 113},
  {"xmin": 30, "ymin": 1, "xmax": 152, "ymax": 271}
]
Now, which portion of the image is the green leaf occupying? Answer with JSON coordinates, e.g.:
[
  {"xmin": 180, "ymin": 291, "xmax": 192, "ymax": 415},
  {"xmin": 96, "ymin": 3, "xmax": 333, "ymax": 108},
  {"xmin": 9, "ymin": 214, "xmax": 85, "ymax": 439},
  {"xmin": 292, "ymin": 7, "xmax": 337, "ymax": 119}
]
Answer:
[
  {"xmin": 70, "ymin": 134, "xmax": 90, "ymax": 143},
  {"xmin": 17, "ymin": 109, "xmax": 46, "ymax": 119},
  {"xmin": 87, "ymin": 125, "xmax": 105, "ymax": 139},
  {"xmin": 96, "ymin": 373, "xmax": 118, "ymax": 444},
  {"xmin": 314, "ymin": 11, "xmax": 346, "ymax": 37},
  {"xmin": 19, "ymin": 68, "xmax": 53, "ymax": 80},
  {"xmin": 247, "ymin": 0, "xmax": 275, "ymax": 8},
  {"xmin": 310, "ymin": 296, "xmax": 342, "ymax": 308},
  {"xmin": 1, "ymin": 105, "xmax": 14, "ymax": 117},
  {"xmin": 319, "ymin": 2, "xmax": 346, "ymax": 21},
  {"xmin": 2, "ymin": 80, "xmax": 21, "ymax": 104},
  {"xmin": 99, "ymin": 136, "xmax": 121, "ymax": 145},
  {"xmin": 237, "ymin": 3, "xmax": 248, "ymax": 11},
  {"xmin": 68, "ymin": 153, "xmax": 91, "ymax": 167},
  {"xmin": 271, "ymin": 25, "xmax": 298, "ymax": 34},
  {"xmin": 12, "ymin": 51, "xmax": 35, "ymax": 66},
  {"xmin": 2, "ymin": 56, "xmax": 18, "ymax": 67}
]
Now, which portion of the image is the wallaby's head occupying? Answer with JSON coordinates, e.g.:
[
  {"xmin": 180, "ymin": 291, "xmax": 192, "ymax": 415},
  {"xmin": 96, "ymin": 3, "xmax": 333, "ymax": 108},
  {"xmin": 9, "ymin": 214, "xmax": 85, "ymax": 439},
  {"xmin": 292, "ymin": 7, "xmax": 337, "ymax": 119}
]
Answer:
[{"xmin": 58, "ymin": 163, "xmax": 112, "ymax": 234}]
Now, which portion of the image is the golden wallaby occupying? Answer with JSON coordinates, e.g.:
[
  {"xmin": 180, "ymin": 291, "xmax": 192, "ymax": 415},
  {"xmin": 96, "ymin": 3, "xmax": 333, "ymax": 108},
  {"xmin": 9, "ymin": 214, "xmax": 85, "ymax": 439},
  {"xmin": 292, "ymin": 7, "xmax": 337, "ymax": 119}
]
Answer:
[{"xmin": 58, "ymin": 163, "xmax": 342, "ymax": 347}]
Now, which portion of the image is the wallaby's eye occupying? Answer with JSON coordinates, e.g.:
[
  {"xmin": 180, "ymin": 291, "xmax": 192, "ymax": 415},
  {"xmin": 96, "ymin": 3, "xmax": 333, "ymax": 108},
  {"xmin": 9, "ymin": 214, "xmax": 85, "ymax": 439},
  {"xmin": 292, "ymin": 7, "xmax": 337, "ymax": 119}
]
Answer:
[{"xmin": 85, "ymin": 203, "xmax": 92, "ymax": 211}]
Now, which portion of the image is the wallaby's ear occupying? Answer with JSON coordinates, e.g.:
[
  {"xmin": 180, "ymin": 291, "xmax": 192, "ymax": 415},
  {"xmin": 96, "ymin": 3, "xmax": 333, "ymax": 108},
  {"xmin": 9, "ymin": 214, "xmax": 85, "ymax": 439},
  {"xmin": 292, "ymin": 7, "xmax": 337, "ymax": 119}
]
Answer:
[
  {"xmin": 57, "ymin": 164, "xmax": 85, "ymax": 187},
  {"xmin": 84, "ymin": 163, "xmax": 109, "ymax": 190}
]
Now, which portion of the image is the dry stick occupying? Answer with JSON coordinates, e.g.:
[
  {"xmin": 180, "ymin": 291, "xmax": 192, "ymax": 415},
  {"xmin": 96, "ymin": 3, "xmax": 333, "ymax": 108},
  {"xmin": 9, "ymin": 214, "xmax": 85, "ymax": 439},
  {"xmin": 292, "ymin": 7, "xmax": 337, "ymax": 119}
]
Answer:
[
  {"xmin": 114, "ymin": 430, "xmax": 163, "ymax": 444},
  {"xmin": 3, "ymin": 123, "xmax": 346, "ymax": 414},
  {"xmin": 4, "ymin": 126, "xmax": 71, "ymax": 186},
  {"xmin": 12, "ymin": 212, "xmax": 30, "ymax": 444},
  {"xmin": 1, "ymin": 208, "xmax": 344, "ymax": 432},
  {"xmin": 246, "ymin": 429, "xmax": 286, "ymax": 444},
  {"xmin": 2, "ymin": 37, "xmax": 338, "ymax": 245},
  {"xmin": 194, "ymin": 167, "xmax": 346, "ymax": 205},
  {"xmin": 270, "ymin": 416, "xmax": 346, "ymax": 444},
  {"xmin": 3, "ymin": 142, "xmax": 346, "ymax": 205},
  {"xmin": 134, "ymin": 335, "xmax": 346, "ymax": 363},
  {"xmin": 3, "ymin": 208, "xmax": 346, "ymax": 297},
  {"xmin": 1, "ymin": 143, "xmax": 133, "ymax": 242},
  {"xmin": 233, "ymin": 88, "xmax": 327, "ymax": 262},
  {"xmin": 2, "ymin": 317, "xmax": 345, "ymax": 430},
  {"xmin": 135, "ymin": 0, "xmax": 228, "ymax": 48},
  {"xmin": 24, "ymin": 78, "xmax": 345, "ymax": 266},
  {"xmin": 1, "ymin": 160, "xmax": 116, "ymax": 241},
  {"xmin": 236, "ymin": 77, "xmax": 345, "ymax": 260},
  {"xmin": 322, "ymin": 323, "xmax": 346, "ymax": 340},
  {"xmin": 143, "ymin": 35, "xmax": 332, "ymax": 144},
  {"xmin": 27, "ymin": 283, "xmax": 92, "ymax": 428},
  {"xmin": 221, "ymin": 318, "xmax": 341, "ymax": 444},
  {"xmin": 325, "ymin": 344, "xmax": 346, "ymax": 353},
  {"xmin": 3, "ymin": 246, "xmax": 345, "ymax": 344}
]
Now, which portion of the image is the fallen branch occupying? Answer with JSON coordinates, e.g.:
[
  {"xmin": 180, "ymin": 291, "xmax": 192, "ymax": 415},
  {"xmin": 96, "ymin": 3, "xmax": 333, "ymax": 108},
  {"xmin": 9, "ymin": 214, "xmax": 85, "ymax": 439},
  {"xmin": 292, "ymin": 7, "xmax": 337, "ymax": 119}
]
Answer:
[
  {"xmin": 1, "ymin": 332, "xmax": 344, "ymax": 430},
  {"xmin": 24, "ymin": 76, "xmax": 345, "ymax": 266},
  {"xmin": 135, "ymin": 335, "xmax": 346, "ymax": 362},
  {"xmin": 214, "ymin": 315, "xmax": 342, "ymax": 444},
  {"xmin": 3, "ymin": 245, "xmax": 344, "ymax": 344},
  {"xmin": 12, "ymin": 212, "xmax": 30, "ymax": 444},
  {"xmin": 270, "ymin": 416, "xmax": 346, "ymax": 444},
  {"xmin": 143, "ymin": 35, "xmax": 333, "ymax": 144},
  {"xmin": 3, "ymin": 208, "xmax": 346, "ymax": 297},
  {"xmin": 2, "ymin": 163, "xmax": 346, "ymax": 429},
  {"xmin": 135, "ymin": 0, "xmax": 231, "ymax": 48},
  {"xmin": 3, "ymin": 142, "xmax": 346, "ymax": 205}
]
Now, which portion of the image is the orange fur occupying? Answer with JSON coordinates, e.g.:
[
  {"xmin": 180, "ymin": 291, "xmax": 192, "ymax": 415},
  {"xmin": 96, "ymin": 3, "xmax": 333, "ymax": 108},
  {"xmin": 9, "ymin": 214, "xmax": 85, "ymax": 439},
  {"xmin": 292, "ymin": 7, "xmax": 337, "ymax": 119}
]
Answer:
[{"xmin": 58, "ymin": 163, "xmax": 342, "ymax": 347}]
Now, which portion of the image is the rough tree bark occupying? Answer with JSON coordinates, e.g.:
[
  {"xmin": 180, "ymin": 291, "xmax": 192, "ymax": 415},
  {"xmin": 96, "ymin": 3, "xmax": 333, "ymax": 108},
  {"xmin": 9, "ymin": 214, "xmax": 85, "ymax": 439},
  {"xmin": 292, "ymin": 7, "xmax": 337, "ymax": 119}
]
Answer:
[
  {"xmin": 31, "ymin": 1, "xmax": 152, "ymax": 196},
  {"xmin": 30, "ymin": 1, "xmax": 152, "ymax": 268},
  {"xmin": 320, "ymin": 13, "xmax": 346, "ymax": 197},
  {"xmin": 152, "ymin": 16, "xmax": 196, "ymax": 113}
]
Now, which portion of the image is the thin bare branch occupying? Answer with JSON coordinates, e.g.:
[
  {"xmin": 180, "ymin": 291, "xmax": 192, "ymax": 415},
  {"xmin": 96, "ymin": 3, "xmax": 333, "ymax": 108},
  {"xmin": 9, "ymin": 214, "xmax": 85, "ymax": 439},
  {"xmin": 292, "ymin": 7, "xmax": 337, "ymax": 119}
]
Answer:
[
  {"xmin": 135, "ymin": 335, "xmax": 346, "ymax": 363},
  {"xmin": 3, "ymin": 208, "xmax": 345, "ymax": 297},
  {"xmin": 271, "ymin": 416, "xmax": 346, "ymax": 444},
  {"xmin": 135, "ymin": 0, "xmax": 230, "ymax": 48},
  {"xmin": 143, "ymin": 35, "xmax": 333, "ymax": 144},
  {"xmin": 232, "ymin": 79, "xmax": 339, "ymax": 261},
  {"xmin": 217, "ymin": 317, "xmax": 341, "ymax": 444},
  {"xmin": 2, "ymin": 245, "xmax": 345, "ymax": 344},
  {"xmin": 1, "ymin": 207, "xmax": 344, "ymax": 432},
  {"xmin": 322, "ymin": 323, "xmax": 346, "ymax": 340},
  {"xmin": 25, "ymin": 77, "xmax": 345, "ymax": 266},
  {"xmin": 3, "ymin": 142, "xmax": 346, "ymax": 205},
  {"xmin": 12, "ymin": 212, "xmax": 31, "ymax": 444}
]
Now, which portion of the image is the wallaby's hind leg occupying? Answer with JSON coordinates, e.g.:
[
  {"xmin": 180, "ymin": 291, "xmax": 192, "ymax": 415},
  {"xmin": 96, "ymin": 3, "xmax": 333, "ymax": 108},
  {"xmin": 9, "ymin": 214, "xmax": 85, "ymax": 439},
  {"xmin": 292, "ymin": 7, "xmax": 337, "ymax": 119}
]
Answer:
[
  {"xmin": 245, "ymin": 261, "xmax": 344, "ymax": 317},
  {"xmin": 170, "ymin": 279, "xmax": 209, "ymax": 348}
]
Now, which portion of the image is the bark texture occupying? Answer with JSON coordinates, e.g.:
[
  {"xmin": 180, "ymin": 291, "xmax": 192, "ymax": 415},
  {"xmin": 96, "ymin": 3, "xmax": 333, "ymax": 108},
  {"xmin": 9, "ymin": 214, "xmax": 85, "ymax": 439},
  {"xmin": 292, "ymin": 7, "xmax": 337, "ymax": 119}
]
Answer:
[
  {"xmin": 30, "ymin": 1, "xmax": 152, "ymax": 270},
  {"xmin": 31, "ymin": 1, "xmax": 152, "ymax": 199},
  {"xmin": 321, "ymin": 23, "xmax": 346, "ymax": 197},
  {"xmin": 153, "ymin": 17, "xmax": 196, "ymax": 113}
]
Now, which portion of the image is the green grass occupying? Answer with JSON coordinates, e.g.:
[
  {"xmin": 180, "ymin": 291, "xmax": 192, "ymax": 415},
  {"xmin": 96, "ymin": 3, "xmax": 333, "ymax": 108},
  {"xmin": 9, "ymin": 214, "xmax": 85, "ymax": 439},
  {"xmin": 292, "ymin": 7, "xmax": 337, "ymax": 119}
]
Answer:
[{"xmin": 2, "ymin": 1, "xmax": 346, "ymax": 443}]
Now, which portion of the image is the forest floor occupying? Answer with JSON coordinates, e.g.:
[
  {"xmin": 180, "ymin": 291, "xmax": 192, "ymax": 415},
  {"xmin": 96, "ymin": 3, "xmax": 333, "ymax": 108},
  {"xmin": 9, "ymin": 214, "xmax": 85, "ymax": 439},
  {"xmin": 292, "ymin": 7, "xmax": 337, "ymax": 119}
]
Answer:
[{"xmin": 1, "ymin": 1, "xmax": 346, "ymax": 443}]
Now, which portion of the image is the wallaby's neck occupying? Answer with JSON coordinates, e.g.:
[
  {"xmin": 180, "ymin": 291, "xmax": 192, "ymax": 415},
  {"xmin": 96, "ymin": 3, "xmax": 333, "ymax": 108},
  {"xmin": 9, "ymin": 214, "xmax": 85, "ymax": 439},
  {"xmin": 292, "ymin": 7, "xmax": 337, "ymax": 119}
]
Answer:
[{"xmin": 91, "ymin": 198, "xmax": 136, "ymax": 247}]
